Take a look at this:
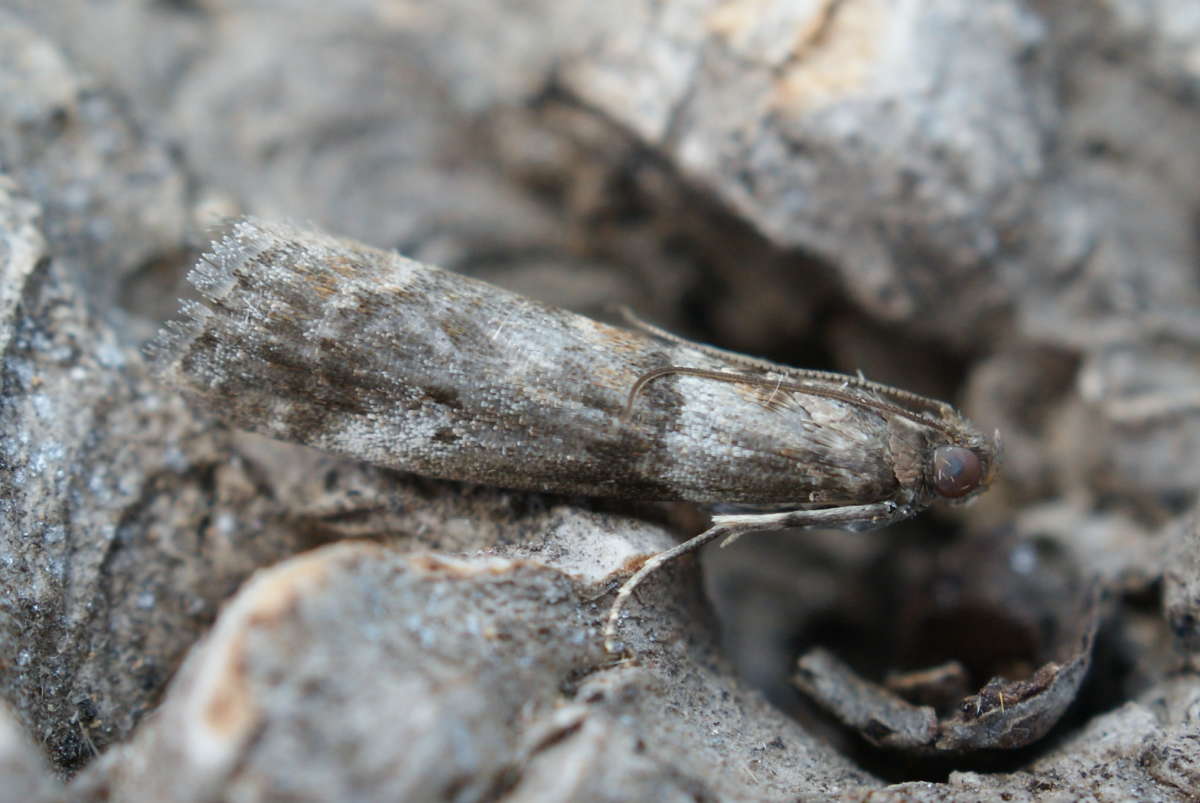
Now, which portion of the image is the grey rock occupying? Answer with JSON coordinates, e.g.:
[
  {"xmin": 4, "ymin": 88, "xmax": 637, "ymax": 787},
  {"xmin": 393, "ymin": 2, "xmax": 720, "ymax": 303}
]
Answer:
[
  {"xmin": 0, "ymin": 702, "xmax": 60, "ymax": 803},
  {"xmin": 69, "ymin": 541, "xmax": 873, "ymax": 802},
  {"xmin": 0, "ymin": 10, "xmax": 190, "ymax": 320}
]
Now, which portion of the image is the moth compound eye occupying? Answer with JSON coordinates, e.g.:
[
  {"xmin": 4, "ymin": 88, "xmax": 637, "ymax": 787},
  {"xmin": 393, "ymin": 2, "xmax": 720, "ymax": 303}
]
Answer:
[{"xmin": 932, "ymin": 446, "xmax": 983, "ymax": 499}]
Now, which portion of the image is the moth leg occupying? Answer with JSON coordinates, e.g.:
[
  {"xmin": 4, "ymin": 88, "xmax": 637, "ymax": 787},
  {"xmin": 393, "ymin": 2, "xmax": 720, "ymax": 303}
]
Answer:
[
  {"xmin": 710, "ymin": 501, "xmax": 900, "ymax": 545},
  {"xmin": 603, "ymin": 502, "xmax": 900, "ymax": 653}
]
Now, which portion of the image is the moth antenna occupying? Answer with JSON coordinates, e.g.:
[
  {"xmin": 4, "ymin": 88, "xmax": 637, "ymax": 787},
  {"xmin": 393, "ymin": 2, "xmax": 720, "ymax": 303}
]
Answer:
[
  {"xmin": 624, "ymin": 366, "xmax": 960, "ymax": 436},
  {"xmin": 615, "ymin": 308, "xmax": 958, "ymax": 423}
]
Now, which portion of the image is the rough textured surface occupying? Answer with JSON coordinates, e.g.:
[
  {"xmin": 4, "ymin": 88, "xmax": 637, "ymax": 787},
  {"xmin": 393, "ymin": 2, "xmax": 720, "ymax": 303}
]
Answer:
[
  {"xmin": 0, "ymin": 178, "xmax": 326, "ymax": 770},
  {"xmin": 870, "ymin": 677, "xmax": 1200, "ymax": 802},
  {"xmin": 0, "ymin": 1, "xmax": 1197, "ymax": 800},
  {"xmin": 1165, "ymin": 510, "xmax": 1200, "ymax": 657},
  {"xmin": 0, "ymin": 702, "xmax": 61, "ymax": 803},
  {"xmin": 0, "ymin": 11, "xmax": 190, "ymax": 319},
  {"xmin": 70, "ymin": 542, "xmax": 874, "ymax": 802},
  {"xmin": 791, "ymin": 528, "xmax": 1102, "ymax": 752}
]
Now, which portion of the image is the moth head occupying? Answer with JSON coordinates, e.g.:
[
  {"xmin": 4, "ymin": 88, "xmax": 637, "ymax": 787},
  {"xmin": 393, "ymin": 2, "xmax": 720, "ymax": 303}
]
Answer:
[{"xmin": 930, "ymin": 430, "xmax": 1000, "ymax": 501}]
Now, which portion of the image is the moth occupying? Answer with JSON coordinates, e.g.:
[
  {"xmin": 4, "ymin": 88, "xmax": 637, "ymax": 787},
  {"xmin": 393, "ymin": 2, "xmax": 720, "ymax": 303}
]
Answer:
[{"xmin": 152, "ymin": 219, "xmax": 998, "ymax": 652}]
